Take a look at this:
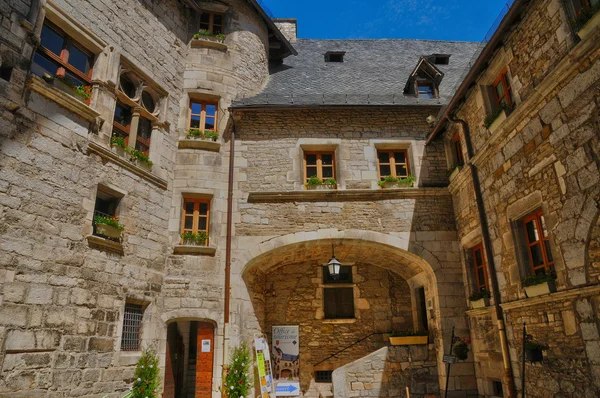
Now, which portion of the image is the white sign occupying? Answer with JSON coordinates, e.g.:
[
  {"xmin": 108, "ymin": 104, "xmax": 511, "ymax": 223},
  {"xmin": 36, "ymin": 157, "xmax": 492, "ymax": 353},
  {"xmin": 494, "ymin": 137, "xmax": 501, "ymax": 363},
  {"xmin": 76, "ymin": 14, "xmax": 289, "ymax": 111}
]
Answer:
[
  {"xmin": 255, "ymin": 336, "xmax": 274, "ymax": 396},
  {"xmin": 201, "ymin": 339, "xmax": 211, "ymax": 353},
  {"xmin": 272, "ymin": 326, "xmax": 300, "ymax": 396}
]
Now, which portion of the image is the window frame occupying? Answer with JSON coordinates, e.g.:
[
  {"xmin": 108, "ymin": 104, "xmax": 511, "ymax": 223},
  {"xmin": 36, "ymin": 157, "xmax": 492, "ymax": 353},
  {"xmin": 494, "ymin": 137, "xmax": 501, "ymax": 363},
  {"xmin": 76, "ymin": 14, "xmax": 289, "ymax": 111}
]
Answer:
[
  {"xmin": 35, "ymin": 20, "xmax": 94, "ymax": 86},
  {"xmin": 180, "ymin": 198, "xmax": 210, "ymax": 244},
  {"xmin": 417, "ymin": 80, "xmax": 435, "ymax": 99},
  {"xmin": 472, "ymin": 244, "xmax": 489, "ymax": 292},
  {"xmin": 135, "ymin": 116, "xmax": 153, "ymax": 155},
  {"xmin": 522, "ymin": 209, "xmax": 554, "ymax": 274},
  {"xmin": 199, "ymin": 12, "xmax": 225, "ymax": 35},
  {"xmin": 377, "ymin": 149, "xmax": 410, "ymax": 180},
  {"xmin": 493, "ymin": 68, "xmax": 514, "ymax": 109},
  {"xmin": 303, "ymin": 151, "xmax": 336, "ymax": 183},
  {"xmin": 188, "ymin": 100, "xmax": 219, "ymax": 132},
  {"xmin": 451, "ymin": 133, "xmax": 465, "ymax": 167}
]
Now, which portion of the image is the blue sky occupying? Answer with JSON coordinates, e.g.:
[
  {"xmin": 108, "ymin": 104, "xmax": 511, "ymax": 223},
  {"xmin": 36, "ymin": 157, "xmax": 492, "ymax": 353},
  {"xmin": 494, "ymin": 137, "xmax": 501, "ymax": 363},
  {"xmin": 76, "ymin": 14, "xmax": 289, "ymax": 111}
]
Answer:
[{"xmin": 262, "ymin": 0, "xmax": 511, "ymax": 42}]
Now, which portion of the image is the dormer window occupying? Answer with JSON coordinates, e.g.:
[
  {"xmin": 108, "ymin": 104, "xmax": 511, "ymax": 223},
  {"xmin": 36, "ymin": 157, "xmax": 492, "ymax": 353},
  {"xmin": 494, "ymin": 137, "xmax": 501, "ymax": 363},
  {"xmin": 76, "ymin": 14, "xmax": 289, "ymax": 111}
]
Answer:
[
  {"xmin": 405, "ymin": 56, "xmax": 444, "ymax": 98},
  {"xmin": 433, "ymin": 54, "xmax": 450, "ymax": 65},
  {"xmin": 418, "ymin": 82, "xmax": 435, "ymax": 99},
  {"xmin": 325, "ymin": 51, "xmax": 345, "ymax": 63}
]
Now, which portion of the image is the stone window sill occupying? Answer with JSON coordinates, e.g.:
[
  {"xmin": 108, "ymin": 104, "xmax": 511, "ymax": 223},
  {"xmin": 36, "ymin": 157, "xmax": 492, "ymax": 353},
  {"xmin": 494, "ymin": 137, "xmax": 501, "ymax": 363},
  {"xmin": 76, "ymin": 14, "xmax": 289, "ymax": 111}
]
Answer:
[
  {"xmin": 117, "ymin": 351, "xmax": 142, "ymax": 366},
  {"xmin": 247, "ymin": 187, "xmax": 449, "ymax": 203},
  {"xmin": 87, "ymin": 142, "xmax": 168, "ymax": 190},
  {"xmin": 190, "ymin": 38, "xmax": 227, "ymax": 51},
  {"xmin": 322, "ymin": 319, "xmax": 357, "ymax": 324},
  {"xmin": 87, "ymin": 235, "xmax": 123, "ymax": 254},
  {"xmin": 27, "ymin": 75, "xmax": 103, "ymax": 127},
  {"xmin": 173, "ymin": 245, "xmax": 217, "ymax": 256},
  {"xmin": 178, "ymin": 138, "xmax": 220, "ymax": 152}
]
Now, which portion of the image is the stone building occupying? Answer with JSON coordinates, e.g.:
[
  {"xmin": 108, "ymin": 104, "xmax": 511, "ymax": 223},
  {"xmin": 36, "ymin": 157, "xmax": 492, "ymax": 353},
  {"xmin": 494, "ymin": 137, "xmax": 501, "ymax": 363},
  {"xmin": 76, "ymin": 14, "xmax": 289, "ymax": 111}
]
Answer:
[{"xmin": 0, "ymin": 1, "xmax": 598, "ymax": 398}]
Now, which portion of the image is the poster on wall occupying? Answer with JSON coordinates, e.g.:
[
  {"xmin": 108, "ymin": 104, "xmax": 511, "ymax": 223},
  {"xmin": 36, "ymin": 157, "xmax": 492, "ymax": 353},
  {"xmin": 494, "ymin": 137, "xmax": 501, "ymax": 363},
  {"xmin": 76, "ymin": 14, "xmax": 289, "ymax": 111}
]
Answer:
[
  {"xmin": 272, "ymin": 325, "xmax": 300, "ymax": 396},
  {"xmin": 254, "ymin": 336, "xmax": 274, "ymax": 398}
]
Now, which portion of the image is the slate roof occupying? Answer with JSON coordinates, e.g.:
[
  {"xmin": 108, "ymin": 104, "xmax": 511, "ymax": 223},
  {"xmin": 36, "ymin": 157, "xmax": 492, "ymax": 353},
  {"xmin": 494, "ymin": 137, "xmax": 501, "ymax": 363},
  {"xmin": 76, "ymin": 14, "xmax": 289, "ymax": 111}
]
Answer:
[{"xmin": 232, "ymin": 39, "xmax": 482, "ymax": 107}]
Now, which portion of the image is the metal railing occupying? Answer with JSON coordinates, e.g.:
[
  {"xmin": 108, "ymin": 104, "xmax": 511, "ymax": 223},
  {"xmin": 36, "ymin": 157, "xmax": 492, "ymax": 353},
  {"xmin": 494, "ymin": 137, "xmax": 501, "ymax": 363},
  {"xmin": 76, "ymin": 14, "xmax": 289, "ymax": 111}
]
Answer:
[
  {"xmin": 484, "ymin": 1, "xmax": 516, "ymax": 43},
  {"xmin": 121, "ymin": 303, "xmax": 144, "ymax": 351},
  {"xmin": 313, "ymin": 331, "xmax": 387, "ymax": 367}
]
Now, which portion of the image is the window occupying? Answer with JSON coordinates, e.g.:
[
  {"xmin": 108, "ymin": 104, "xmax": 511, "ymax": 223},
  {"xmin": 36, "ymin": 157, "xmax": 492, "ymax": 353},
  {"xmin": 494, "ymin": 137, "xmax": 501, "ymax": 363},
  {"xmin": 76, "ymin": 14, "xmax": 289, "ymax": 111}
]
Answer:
[
  {"xmin": 493, "ymin": 69, "xmax": 514, "ymax": 109},
  {"xmin": 433, "ymin": 54, "xmax": 450, "ymax": 65},
  {"xmin": 304, "ymin": 152, "xmax": 335, "ymax": 183},
  {"xmin": 315, "ymin": 371, "xmax": 333, "ymax": 383},
  {"xmin": 31, "ymin": 21, "xmax": 94, "ymax": 101},
  {"xmin": 121, "ymin": 302, "xmax": 144, "ymax": 351},
  {"xmin": 522, "ymin": 210, "xmax": 554, "ymax": 274},
  {"xmin": 189, "ymin": 100, "xmax": 218, "ymax": 132},
  {"xmin": 112, "ymin": 101, "xmax": 132, "ymax": 144},
  {"xmin": 492, "ymin": 380, "xmax": 503, "ymax": 397},
  {"xmin": 181, "ymin": 198, "xmax": 210, "ymax": 244},
  {"xmin": 377, "ymin": 150, "xmax": 409, "ymax": 180},
  {"xmin": 416, "ymin": 287, "xmax": 428, "ymax": 331},
  {"xmin": 325, "ymin": 51, "xmax": 345, "ymax": 62},
  {"xmin": 451, "ymin": 133, "xmax": 465, "ymax": 167},
  {"xmin": 199, "ymin": 12, "xmax": 224, "ymax": 34},
  {"xmin": 417, "ymin": 82, "xmax": 435, "ymax": 99},
  {"xmin": 472, "ymin": 244, "xmax": 489, "ymax": 292},
  {"xmin": 323, "ymin": 266, "xmax": 354, "ymax": 319},
  {"xmin": 136, "ymin": 117, "xmax": 152, "ymax": 155},
  {"xmin": 93, "ymin": 185, "xmax": 123, "ymax": 239},
  {"xmin": 0, "ymin": 66, "xmax": 13, "ymax": 82}
]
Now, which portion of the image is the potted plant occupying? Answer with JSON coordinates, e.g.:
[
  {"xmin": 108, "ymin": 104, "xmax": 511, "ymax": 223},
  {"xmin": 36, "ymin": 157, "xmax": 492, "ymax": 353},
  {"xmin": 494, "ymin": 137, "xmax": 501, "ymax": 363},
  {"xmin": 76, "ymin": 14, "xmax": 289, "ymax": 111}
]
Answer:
[
  {"xmin": 94, "ymin": 215, "xmax": 124, "ymax": 239},
  {"xmin": 378, "ymin": 175, "xmax": 415, "ymax": 188},
  {"xmin": 522, "ymin": 271, "xmax": 556, "ymax": 298},
  {"xmin": 181, "ymin": 231, "xmax": 208, "ymax": 246},
  {"xmin": 126, "ymin": 147, "xmax": 153, "ymax": 170},
  {"xmin": 305, "ymin": 176, "xmax": 337, "ymax": 190},
  {"xmin": 388, "ymin": 329, "xmax": 428, "ymax": 346},
  {"xmin": 469, "ymin": 288, "xmax": 491, "ymax": 309},
  {"xmin": 110, "ymin": 134, "xmax": 127, "ymax": 157},
  {"xmin": 523, "ymin": 334, "xmax": 548, "ymax": 363},
  {"xmin": 193, "ymin": 29, "xmax": 227, "ymax": 43},
  {"xmin": 186, "ymin": 129, "xmax": 219, "ymax": 142},
  {"xmin": 452, "ymin": 336, "xmax": 471, "ymax": 360}
]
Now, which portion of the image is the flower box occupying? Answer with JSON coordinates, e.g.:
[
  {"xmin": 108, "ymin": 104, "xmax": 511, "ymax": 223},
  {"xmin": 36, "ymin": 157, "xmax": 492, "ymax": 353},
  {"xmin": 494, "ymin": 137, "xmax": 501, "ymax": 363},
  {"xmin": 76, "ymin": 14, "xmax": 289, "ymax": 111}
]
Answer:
[
  {"xmin": 449, "ymin": 166, "xmax": 461, "ymax": 182},
  {"xmin": 182, "ymin": 239, "xmax": 207, "ymax": 246},
  {"xmin": 111, "ymin": 145, "xmax": 126, "ymax": 157},
  {"xmin": 306, "ymin": 184, "xmax": 336, "ymax": 190},
  {"xmin": 488, "ymin": 109, "xmax": 507, "ymax": 133},
  {"xmin": 96, "ymin": 223, "xmax": 121, "ymax": 239},
  {"xmin": 389, "ymin": 335, "xmax": 428, "ymax": 346},
  {"xmin": 380, "ymin": 181, "xmax": 414, "ymax": 189},
  {"xmin": 470, "ymin": 297, "xmax": 490, "ymax": 309},
  {"xmin": 523, "ymin": 281, "xmax": 556, "ymax": 298},
  {"xmin": 576, "ymin": 8, "xmax": 600, "ymax": 41},
  {"xmin": 525, "ymin": 348, "xmax": 544, "ymax": 363}
]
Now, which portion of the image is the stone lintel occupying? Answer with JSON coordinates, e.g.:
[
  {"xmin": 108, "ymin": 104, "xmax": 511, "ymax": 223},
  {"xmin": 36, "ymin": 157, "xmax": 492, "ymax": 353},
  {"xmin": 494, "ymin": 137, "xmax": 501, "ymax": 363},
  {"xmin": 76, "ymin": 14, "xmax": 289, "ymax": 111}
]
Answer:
[
  {"xmin": 247, "ymin": 187, "xmax": 450, "ymax": 203},
  {"xmin": 178, "ymin": 139, "xmax": 221, "ymax": 152},
  {"xmin": 87, "ymin": 142, "xmax": 168, "ymax": 190},
  {"xmin": 500, "ymin": 284, "xmax": 600, "ymax": 311},
  {"xmin": 86, "ymin": 235, "xmax": 124, "ymax": 254},
  {"xmin": 173, "ymin": 245, "xmax": 217, "ymax": 256}
]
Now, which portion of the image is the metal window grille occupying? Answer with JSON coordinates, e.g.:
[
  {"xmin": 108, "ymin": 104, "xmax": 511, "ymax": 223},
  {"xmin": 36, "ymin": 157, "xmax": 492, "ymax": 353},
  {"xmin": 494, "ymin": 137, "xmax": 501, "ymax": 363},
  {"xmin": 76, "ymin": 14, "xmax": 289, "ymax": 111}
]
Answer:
[
  {"xmin": 121, "ymin": 303, "xmax": 143, "ymax": 351},
  {"xmin": 315, "ymin": 370, "xmax": 333, "ymax": 383}
]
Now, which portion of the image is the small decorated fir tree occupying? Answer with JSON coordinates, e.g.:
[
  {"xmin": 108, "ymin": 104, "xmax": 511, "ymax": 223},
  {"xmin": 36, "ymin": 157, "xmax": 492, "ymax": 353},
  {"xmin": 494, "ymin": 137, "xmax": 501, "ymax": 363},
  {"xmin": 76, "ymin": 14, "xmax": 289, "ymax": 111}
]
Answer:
[
  {"xmin": 223, "ymin": 342, "xmax": 252, "ymax": 398},
  {"xmin": 132, "ymin": 347, "xmax": 160, "ymax": 398}
]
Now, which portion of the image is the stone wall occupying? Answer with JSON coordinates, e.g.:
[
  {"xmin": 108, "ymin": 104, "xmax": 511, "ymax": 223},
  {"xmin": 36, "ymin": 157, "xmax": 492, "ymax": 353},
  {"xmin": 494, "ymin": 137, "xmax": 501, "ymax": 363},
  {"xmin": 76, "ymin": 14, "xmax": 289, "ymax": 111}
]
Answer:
[
  {"xmin": 444, "ymin": 0, "xmax": 600, "ymax": 395},
  {"xmin": 332, "ymin": 346, "xmax": 439, "ymax": 398},
  {"xmin": 262, "ymin": 261, "xmax": 414, "ymax": 392}
]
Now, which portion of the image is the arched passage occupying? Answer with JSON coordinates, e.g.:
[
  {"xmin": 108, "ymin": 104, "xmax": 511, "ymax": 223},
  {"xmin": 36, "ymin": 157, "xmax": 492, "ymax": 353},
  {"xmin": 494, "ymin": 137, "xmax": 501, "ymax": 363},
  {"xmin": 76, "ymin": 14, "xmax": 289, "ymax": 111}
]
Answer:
[{"xmin": 233, "ymin": 229, "xmax": 469, "ymax": 396}]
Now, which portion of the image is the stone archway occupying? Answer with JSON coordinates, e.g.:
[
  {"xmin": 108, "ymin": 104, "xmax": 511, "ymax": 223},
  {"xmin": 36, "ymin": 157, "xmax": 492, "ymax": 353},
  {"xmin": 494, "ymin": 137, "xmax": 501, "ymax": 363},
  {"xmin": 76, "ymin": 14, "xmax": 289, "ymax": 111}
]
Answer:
[{"xmin": 232, "ymin": 229, "xmax": 470, "ymax": 397}]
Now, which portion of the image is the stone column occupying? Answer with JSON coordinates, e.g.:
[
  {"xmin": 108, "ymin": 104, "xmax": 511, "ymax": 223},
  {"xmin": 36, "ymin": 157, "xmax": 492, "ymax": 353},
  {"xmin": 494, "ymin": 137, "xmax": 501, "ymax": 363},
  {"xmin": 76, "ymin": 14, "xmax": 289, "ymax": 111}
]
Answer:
[{"xmin": 128, "ymin": 107, "xmax": 142, "ymax": 150}]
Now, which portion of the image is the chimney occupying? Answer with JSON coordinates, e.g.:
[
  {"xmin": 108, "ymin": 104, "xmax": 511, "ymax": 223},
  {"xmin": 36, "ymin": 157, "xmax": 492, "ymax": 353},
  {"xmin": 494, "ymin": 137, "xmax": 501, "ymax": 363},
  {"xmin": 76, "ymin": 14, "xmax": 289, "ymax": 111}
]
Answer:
[{"xmin": 272, "ymin": 18, "xmax": 297, "ymax": 43}]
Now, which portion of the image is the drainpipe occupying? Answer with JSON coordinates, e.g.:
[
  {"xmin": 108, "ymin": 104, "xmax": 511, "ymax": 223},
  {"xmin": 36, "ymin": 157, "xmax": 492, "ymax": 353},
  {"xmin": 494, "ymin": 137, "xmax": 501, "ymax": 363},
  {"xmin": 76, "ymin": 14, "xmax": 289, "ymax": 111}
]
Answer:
[
  {"xmin": 222, "ymin": 113, "xmax": 236, "ymax": 392},
  {"xmin": 446, "ymin": 115, "xmax": 517, "ymax": 398}
]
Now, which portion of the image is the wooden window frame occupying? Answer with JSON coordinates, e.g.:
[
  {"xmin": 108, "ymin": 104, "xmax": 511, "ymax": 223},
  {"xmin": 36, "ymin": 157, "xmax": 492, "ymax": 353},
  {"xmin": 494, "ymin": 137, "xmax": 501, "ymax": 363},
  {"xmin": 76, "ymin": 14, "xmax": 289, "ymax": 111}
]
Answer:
[
  {"xmin": 303, "ymin": 151, "xmax": 336, "ymax": 183},
  {"xmin": 451, "ymin": 133, "xmax": 465, "ymax": 166},
  {"xmin": 472, "ymin": 244, "xmax": 489, "ymax": 292},
  {"xmin": 112, "ymin": 101, "xmax": 131, "ymax": 145},
  {"xmin": 416, "ymin": 80, "xmax": 436, "ymax": 98},
  {"xmin": 36, "ymin": 20, "xmax": 94, "ymax": 85},
  {"xmin": 377, "ymin": 149, "xmax": 410, "ymax": 180},
  {"xmin": 189, "ymin": 100, "xmax": 219, "ymax": 132},
  {"xmin": 323, "ymin": 286, "xmax": 355, "ymax": 320},
  {"xmin": 199, "ymin": 12, "xmax": 224, "ymax": 35},
  {"xmin": 135, "ymin": 117, "xmax": 152, "ymax": 155},
  {"xmin": 522, "ymin": 209, "xmax": 554, "ymax": 274},
  {"xmin": 493, "ymin": 68, "xmax": 513, "ymax": 109},
  {"xmin": 180, "ymin": 198, "xmax": 210, "ymax": 244}
]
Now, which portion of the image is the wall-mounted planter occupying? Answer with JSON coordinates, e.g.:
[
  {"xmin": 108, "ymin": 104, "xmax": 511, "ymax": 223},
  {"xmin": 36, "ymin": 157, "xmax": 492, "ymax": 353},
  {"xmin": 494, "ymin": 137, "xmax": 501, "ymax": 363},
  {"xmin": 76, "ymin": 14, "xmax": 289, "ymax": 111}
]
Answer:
[
  {"xmin": 178, "ymin": 139, "xmax": 220, "ymax": 152},
  {"xmin": 306, "ymin": 184, "xmax": 336, "ymax": 191},
  {"xmin": 111, "ymin": 145, "xmax": 126, "ymax": 158},
  {"xmin": 389, "ymin": 336, "xmax": 428, "ymax": 346},
  {"xmin": 523, "ymin": 281, "xmax": 556, "ymax": 298},
  {"xmin": 380, "ymin": 182, "xmax": 414, "ymax": 189},
  {"xmin": 95, "ymin": 224, "xmax": 121, "ymax": 239},
  {"xmin": 577, "ymin": 11, "xmax": 600, "ymax": 41},
  {"xmin": 190, "ymin": 38, "xmax": 228, "ymax": 51},
  {"xmin": 488, "ymin": 110, "xmax": 507, "ymax": 133},
  {"xmin": 470, "ymin": 297, "xmax": 490, "ymax": 309}
]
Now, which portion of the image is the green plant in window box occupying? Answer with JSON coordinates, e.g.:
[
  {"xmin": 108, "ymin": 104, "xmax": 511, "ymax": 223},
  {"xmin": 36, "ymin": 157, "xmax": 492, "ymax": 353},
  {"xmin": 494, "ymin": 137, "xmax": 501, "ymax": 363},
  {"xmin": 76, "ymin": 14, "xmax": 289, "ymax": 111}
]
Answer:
[
  {"xmin": 306, "ymin": 175, "xmax": 323, "ymax": 186},
  {"xmin": 193, "ymin": 29, "xmax": 227, "ymax": 43},
  {"xmin": 305, "ymin": 176, "xmax": 337, "ymax": 189},
  {"xmin": 521, "ymin": 271, "xmax": 556, "ymax": 287},
  {"xmin": 484, "ymin": 104, "xmax": 513, "ymax": 129},
  {"xmin": 452, "ymin": 336, "xmax": 471, "ymax": 360},
  {"xmin": 378, "ymin": 175, "xmax": 415, "ymax": 188},
  {"xmin": 187, "ymin": 129, "xmax": 219, "ymax": 141},
  {"xmin": 94, "ymin": 215, "xmax": 124, "ymax": 240},
  {"xmin": 110, "ymin": 134, "xmax": 127, "ymax": 149},
  {"xmin": 468, "ymin": 289, "xmax": 491, "ymax": 302},
  {"xmin": 94, "ymin": 215, "xmax": 125, "ymax": 231},
  {"xmin": 126, "ymin": 147, "xmax": 153, "ymax": 168},
  {"xmin": 181, "ymin": 231, "xmax": 208, "ymax": 246}
]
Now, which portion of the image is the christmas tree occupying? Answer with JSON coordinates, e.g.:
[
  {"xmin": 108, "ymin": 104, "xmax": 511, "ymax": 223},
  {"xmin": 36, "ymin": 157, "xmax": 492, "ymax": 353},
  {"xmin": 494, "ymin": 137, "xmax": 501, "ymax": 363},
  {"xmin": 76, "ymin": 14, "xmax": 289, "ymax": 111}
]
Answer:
[
  {"xmin": 132, "ymin": 347, "xmax": 160, "ymax": 398},
  {"xmin": 224, "ymin": 342, "xmax": 252, "ymax": 398}
]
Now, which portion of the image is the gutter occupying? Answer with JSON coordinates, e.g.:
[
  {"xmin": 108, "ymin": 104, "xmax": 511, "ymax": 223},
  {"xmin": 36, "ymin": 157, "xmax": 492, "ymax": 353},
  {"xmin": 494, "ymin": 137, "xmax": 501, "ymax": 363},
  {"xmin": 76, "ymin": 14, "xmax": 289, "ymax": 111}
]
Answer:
[
  {"xmin": 229, "ymin": 103, "xmax": 444, "ymax": 111},
  {"xmin": 447, "ymin": 115, "xmax": 516, "ymax": 397},
  {"xmin": 426, "ymin": 0, "xmax": 529, "ymax": 145}
]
